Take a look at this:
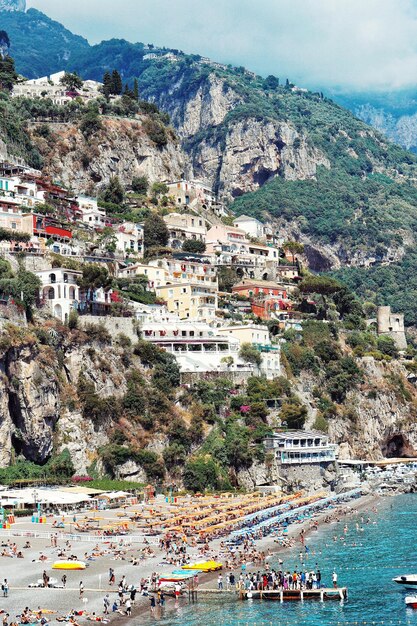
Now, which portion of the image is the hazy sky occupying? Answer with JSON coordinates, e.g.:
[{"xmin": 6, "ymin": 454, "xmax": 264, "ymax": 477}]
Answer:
[{"xmin": 26, "ymin": 0, "xmax": 417, "ymax": 91}]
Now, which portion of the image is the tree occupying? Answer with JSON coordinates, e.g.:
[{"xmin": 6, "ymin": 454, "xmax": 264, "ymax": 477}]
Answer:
[
  {"xmin": 280, "ymin": 402, "xmax": 307, "ymax": 429},
  {"xmin": 163, "ymin": 443, "xmax": 186, "ymax": 471},
  {"xmin": 217, "ymin": 266, "xmax": 239, "ymax": 292},
  {"xmin": 101, "ymin": 176, "xmax": 124, "ymax": 205},
  {"xmin": 47, "ymin": 449, "xmax": 74, "ymax": 478},
  {"xmin": 183, "ymin": 456, "xmax": 222, "ymax": 492},
  {"xmin": 239, "ymin": 342, "xmax": 262, "ymax": 368},
  {"xmin": 102, "ymin": 71, "xmax": 112, "ymax": 99},
  {"xmin": 0, "ymin": 55, "xmax": 17, "ymax": 92},
  {"xmin": 283, "ymin": 240, "xmax": 304, "ymax": 265},
  {"xmin": 182, "ymin": 239, "xmax": 206, "ymax": 253},
  {"xmin": 60, "ymin": 72, "xmax": 83, "ymax": 91},
  {"xmin": 80, "ymin": 105, "xmax": 103, "ymax": 138},
  {"xmin": 143, "ymin": 213, "xmax": 169, "ymax": 250},
  {"xmin": 264, "ymin": 75, "xmax": 279, "ymax": 90},
  {"xmin": 77, "ymin": 264, "xmax": 113, "ymax": 293},
  {"xmin": 0, "ymin": 228, "xmax": 30, "ymax": 244},
  {"xmin": 111, "ymin": 70, "xmax": 123, "ymax": 95},
  {"xmin": 0, "ymin": 269, "xmax": 41, "ymax": 315},
  {"xmin": 98, "ymin": 226, "xmax": 117, "ymax": 254},
  {"xmin": 151, "ymin": 182, "xmax": 169, "ymax": 197},
  {"xmin": 298, "ymin": 276, "xmax": 342, "ymax": 297},
  {"xmin": 377, "ymin": 335, "xmax": 399, "ymax": 358},
  {"xmin": 131, "ymin": 175, "xmax": 149, "ymax": 195},
  {"xmin": 133, "ymin": 78, "xmax": 139, "ymax": 101}
]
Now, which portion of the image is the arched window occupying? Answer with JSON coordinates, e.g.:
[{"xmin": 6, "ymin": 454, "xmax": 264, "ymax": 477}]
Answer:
[
  {"xmin": 48, "ymin": 287, "xmax": 55, "ymax": 300},
  {"xmin": 63, "ymin": 273, "xmax": 68, "ymax": 283},
  {"xmin": 69, "ymin": 287, "xmax": 76, "ymax": 300},
  {"xmin": 49, "ymin": 273, "xmax": 56, "ymax": 284}
]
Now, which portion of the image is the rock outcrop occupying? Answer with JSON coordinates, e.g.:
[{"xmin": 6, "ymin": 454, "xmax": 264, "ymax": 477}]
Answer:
[
  {"xmin": 31, "ymin": 117, "xmax": 185, "ymax": 195},
  {"xmin": 328, "ymin": 358, "xmax": 417, "ymax": 460},
  {"xmin": 191, "ymin": 118, "xmax": 330, "ymax": 201}
]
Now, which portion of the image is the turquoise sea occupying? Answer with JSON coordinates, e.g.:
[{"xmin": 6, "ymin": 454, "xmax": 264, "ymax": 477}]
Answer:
[{"xmin": 140, "ymin": 493, "xmax": 417, "ymax": 626}]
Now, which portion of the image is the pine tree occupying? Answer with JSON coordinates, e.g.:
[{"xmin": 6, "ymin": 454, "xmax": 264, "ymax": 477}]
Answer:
[
  {"xmin": 102, "ymin": 71, "xmax": 112, "ymax": 99},
  {"xmin": 111, "ymin": 70, "xmax": 122, "ymax": 95},
  {"xmin": 133, "ymin": 78, "xmax": 139, "ymax": 101}
]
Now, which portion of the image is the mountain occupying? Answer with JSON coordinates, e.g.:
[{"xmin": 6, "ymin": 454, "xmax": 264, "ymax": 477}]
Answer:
[
  {"xmin": 331, "ymin": 89, "xmax": 417, "ymax": 154},
  {"xmin": 0, "ymin": 0, "xmax": 25, "ymax": 11},
  {"xmin": 4, "ymin": 9, "xmax": 417, "ymax": 324},
  {"xmin": 0, "ymin": 7, "xmax": 89, "ymax": 78}
]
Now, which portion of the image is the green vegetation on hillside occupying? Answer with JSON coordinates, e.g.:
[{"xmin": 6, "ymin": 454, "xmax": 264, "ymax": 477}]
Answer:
[
  {"xmin": 332, "ymin": 249, "xmax": 417, "ymax": 326},
  {"xmin": 0, "ymin": 8, "xmax": 89, "ymax": 79}
]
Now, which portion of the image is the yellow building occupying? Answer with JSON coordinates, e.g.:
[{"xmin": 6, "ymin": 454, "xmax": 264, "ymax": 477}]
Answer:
[
  {"xmin": 156, "ymin": 282, "xmax": 218, "ymax": 321},
  {"xmin": 118, "ymin": 263, "xmax": 169, "ymax": 288}
]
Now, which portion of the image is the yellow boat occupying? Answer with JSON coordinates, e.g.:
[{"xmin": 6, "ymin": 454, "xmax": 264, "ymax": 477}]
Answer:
[
  {"xmin": 182, "ymin": 560, "xmax": 222, "ymax": 572},
  {"xmin": 52, "ymin": 560, "xmax": 86, "ymax": 571}
]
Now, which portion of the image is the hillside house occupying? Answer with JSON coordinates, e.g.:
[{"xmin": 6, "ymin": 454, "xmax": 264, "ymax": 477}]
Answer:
[
  {"xmin": 264, "ymin": 431, "xmax": 337, "ymax": 465},
  {"xmin": 232, "ymin": 279, "xmax": 288, "ymax": 299},
  {"xmin": 233, "ymin": 215, "xmax": 265, "ymax": 239},
  {"xmin": 118, "ymin": 263, "xmax": 169, "ymax": 288},
  {"xmin": 155, "ymin": 282, "xmax": 218, "ymax": 321},
  {"xmin": 115, "ymin": 222, "xmax": 144, "ymax": 257},
  {"xmin": 36, "ymin": 268, "xmax": 81, "ymax": 322},
  {"xmin": 163, "ymin": 212, "xmax": 206, "ymax": 249},
  {"xmin": 167, "ymin": 180, "xmax": 216, "ymax": 208}
]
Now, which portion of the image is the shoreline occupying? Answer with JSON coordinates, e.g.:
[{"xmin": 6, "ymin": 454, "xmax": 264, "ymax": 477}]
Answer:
[{"xmin": 110, "ymin": 492, "xmax": 378, "ymax": 624}]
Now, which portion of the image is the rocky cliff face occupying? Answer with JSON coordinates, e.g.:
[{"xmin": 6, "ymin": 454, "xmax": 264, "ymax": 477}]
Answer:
[
  {"xmin": 190, "ymin": 118, "xmax": 330, "ymax": 200},
  {"xmin": 31, "ymin": 117, "xmax": 185, "ymax": 195},
  {"xmin": 0, "ymin": 328, "xmax": 125, "ymax": 471},
  {"xmin": 153, "ymin": 74, "xmax": 330, "ymax": 201},
  {"xmin": 330, "ymin": 358, "xmax": 417, "ymax": 460}
]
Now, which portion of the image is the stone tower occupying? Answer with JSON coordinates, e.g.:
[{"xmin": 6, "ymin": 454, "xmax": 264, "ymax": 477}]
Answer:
[
  {"xmin": 0, "ymin": 0, "xmax": 26, "ymax": 11},
  {"xmin": 377, "ymin": 306, "xmax": 407, "ymax": 350}
]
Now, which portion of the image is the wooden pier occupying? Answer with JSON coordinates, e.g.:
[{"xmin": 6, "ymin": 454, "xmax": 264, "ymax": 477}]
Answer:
[{"xmin": 192, "ymin": 587, "xmax": 348, "ymax": 602}]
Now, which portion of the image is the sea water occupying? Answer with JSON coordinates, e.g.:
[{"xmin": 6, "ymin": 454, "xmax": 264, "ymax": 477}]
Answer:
[{"xmin": 139, "ymin": 493, "xmax": 417, "ymax": 626}]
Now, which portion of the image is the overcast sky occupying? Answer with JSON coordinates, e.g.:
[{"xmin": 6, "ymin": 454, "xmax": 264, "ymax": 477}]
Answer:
[{"xmin": 26, "ymin": 0, "xmax": 417, "ymax": 91}]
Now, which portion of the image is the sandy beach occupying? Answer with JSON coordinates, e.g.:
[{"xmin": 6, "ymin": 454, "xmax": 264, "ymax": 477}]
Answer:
[{"xmin": 0, "ymin": 490, "xmax": 377, "ymax": 624}]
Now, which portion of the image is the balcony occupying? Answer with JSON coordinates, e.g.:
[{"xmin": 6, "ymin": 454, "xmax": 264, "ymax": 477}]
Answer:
[{"xmin": 280, "ymin": 449, "xmax": 336, "ymax": 464}]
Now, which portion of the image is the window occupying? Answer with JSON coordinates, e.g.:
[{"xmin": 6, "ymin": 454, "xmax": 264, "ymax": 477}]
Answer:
[
  {"xmin": 11, "ymin": 222, "xmax": 16, "ymax": 230},
  {"xmin": 49, "ymin": 273, "xmax": 56, "ymax": 284}
]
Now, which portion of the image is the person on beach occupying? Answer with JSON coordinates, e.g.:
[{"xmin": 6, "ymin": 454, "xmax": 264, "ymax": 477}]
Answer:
[
  {"xmin": 79, "ymin": 581, "xmax": 84, "ymax": 598},
  {"xmin": 103, "ymin": 595, "xmax": 110, "ymax": 615},
  {"xmin": 150, "ymin": 596, "xmax": 156, "ymax": 613},
  {"xmin": 108, "ymin": 568, "xmax": 114, "ymax": 586},
  {"xmin": 125, "ymin": 599, "xmax": 131, "ymax": 616},
  {"xmin": 218, "ymin": 573, "xmax": 223, "ymax": 590},
  {"xmin": 61, "ymin": 575, "xmax": 67, "ymax": 588},
  {"xmin": 2, "ymin": 579, "xmax": 8, "ymax": 597}
]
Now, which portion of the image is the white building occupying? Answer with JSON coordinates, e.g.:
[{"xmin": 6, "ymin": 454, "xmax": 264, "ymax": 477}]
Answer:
[
  {"xmin": 264, "ymin": 431, "xmax": 337, "ymax": 465},
  {"xmin": 37, "ymin": 268, "xmax": 82, "ymax": 322},
  {"xmin": 141, "ymin": 321, "xmax": 241, "ymax": 374},
  {"xmin": 77, "ymin": 197, "xmax": 106, "ymax": 229},
  {"xmin": 12, "ymin": 72, "xmax": 103, "ymax": 106},
  {"xmin": 115, "ymin": 222, "xmax": 144, "ymax": 257},
  {"xmin": 217, "ymin": 324, "xmax": 280, "ymax": 379},
  {"xmin": 233, "ymin": 215, "xmax": 265, "ymax": 239}
]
